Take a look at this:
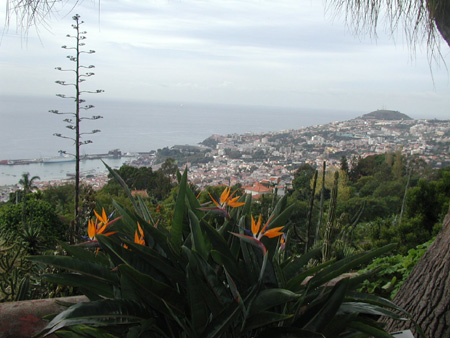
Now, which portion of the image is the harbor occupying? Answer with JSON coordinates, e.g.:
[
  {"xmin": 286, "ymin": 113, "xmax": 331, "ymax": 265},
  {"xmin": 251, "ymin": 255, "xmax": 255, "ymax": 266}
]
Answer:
[
  {"xmin": 0, "ymin": 150, "xmax": 140, "ymax": 186},
  {"xmin": 0, "ymin": 149, "xmax": 127, "ymax": 166}
]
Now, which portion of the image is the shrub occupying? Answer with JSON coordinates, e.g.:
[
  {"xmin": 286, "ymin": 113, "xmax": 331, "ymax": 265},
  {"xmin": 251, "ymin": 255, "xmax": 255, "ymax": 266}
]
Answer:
[
  {"xmin": 359, "ymin": 239, "xmax": 433, "ymax": 300},
  {"xmin": 0, "ymin": 198, "xmax": 67, "ymax": 249},
  {"xmin": 30, "ymin": 167, "xmax": 414, "ymax": 337}
]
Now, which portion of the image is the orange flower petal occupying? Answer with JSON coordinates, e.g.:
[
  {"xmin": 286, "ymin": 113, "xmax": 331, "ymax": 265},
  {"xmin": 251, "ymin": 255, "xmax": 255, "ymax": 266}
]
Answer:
[
  {"xmin": 259, "ymin": 216, "xmax": 274, "ymax": 236},
  {"xmin": 134, "ymin": 230, "xmax": 140, "ymax": 243},
  {"xmin": 101, "ymin": 208, "xmax": 108, "ymax": 223},
  {"xmin": 94, "ymin": 208, "xmax": 109, "ymax": 224},
  {"xmin": 251, "ymin": 215, "xmax": 257, "ymax": 235},
  {"xmin": 263, "ymin": 226, "xmax": 284, "ymax": 238},
  {"xmin": 134, "ymin": 230, "xmax": 145, "ymax": 246},
  {"xmin": 94, "ymin": 209, "xmax": 102, "ymax": 222},
  {"xmin": 228, "ymin": 197, "xmax": 245, "ymax": 208},
  {"xmin": 88, "ymin": 219, "xmax": 96, "ymax": 239},
  {"xmin": 137, "ymin": 222, "xmax": 144, "ymax": 237},
  {"xmin": 97, "ymin": 223, "xmax": 108, "ymax": 235},
  {"xmin": 209, "ymin": 193, "xmax": 220, "ymax": 207},
  {"xmin": 220, "ymin": 187, "xmax": 230, "ymax": 205}
]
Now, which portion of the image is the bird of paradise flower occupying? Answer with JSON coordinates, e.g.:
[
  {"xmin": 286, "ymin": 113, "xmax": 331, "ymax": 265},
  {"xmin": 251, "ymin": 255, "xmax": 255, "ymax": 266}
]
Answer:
[
  {"xmin": 134, "ymin": 222, "xmax": 145, "ymax": 246},
  {"xmin": 87, "ymin": 208, "xmax": 120, "ymax": 241},
  {"xmin": 199, "ymin": 186, "xmax": 245, "ymax": 218},
  {"xmin": 231, "ymin": 214, "xmax": 284, "ymax": 254}
]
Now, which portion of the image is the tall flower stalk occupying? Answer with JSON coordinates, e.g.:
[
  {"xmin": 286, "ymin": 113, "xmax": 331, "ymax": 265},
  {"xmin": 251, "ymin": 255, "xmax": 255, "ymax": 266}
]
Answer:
[{"xmin": 50, "ymin": 14, "xmax": 103, "ymax": 242}]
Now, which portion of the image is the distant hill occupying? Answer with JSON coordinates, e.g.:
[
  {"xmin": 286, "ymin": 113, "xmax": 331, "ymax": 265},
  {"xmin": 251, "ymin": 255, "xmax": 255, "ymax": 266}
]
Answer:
[{"xmin": 360, "ymin": 110, "xmax": 412, "ymax": 120}]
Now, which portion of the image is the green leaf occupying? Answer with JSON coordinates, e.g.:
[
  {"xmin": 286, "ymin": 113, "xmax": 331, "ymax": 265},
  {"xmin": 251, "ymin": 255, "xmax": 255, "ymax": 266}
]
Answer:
[
  {"xmin": 218, "ymin": 194, "xmax": 251, "ymax": 238},
  {"xmin": 346, "ymin": 291, "xmax": 413, "ymax": 319},
  {"xmin": 118, "ymin": 264, "xmax": 184, "ymax": 316},
  {"xmin": 170, "ymin": 168, "xmax": 188, "ymax": 250},
  {"xmin": 111, "ymin": 200, "xmax": 141, "ymax": 236},
  {"xmin": 244, "ymin": 311, "xmax": 293, "ymax": 331},
  {"xmin": 347, "ymin": 320, "xmax": 395, "ymax": 338},
  {"xmin": 36, "ymin": 299, "xmax": 151, "ymax": 337},
  {"xmin": 210, "ymin": 250, "xmax": 240, "ymax": 282},
  {"xmin": 309, "ymin": 244, "xmax": 396, "ymax": 288},
  {"xmin": 269, "ymin": 203, "xmax": 295, "ymax": 228},
  {"xmin": 248, "ymin": 288, "xmax": 301, "ymax": 316},
  {"xmin": 321, "ymin": 313, "xmax": 359, "ymax": 337},
  {"xmin": 43, "ymin": 273, "xmax": 115, "ymax": 299},
  {"xmin": 184, "ymin": 179, "xmax": 203, "ymax": 220},
  {"xmin": 286, "ymin": 259, "xmax": 335, "ymax": 292},
  {"xmin": 27, "ymin": 256, "xmax": 119, "ymax": 284},
  {"xmin": 138, "ymin": 217, "xmax": 179, "ymax": 261},
  {"xmin": 338, "ymin": 302, "xmax": 404, "ymax": 320},
  {"xmin": 120, "ymin": 239, "xmax": 185, "ymax": 285},
  {"xmin": 199, "ymin": 218, "xmax": 235, "ymax": 261},
  {"xmin": 95, "ymin": 235, "xmax": 131, "ymax": 269},
  {"xmin": 188, "ymin": 209, "xmax": 209, "ymax": 260},
  {"xmin": 263, "ymin": 203, "xmax": 294, "ymax": 259},
  {"xmin": 103, "ymin": 161, "xmax": 140, "ymax": 216},
  {"xmin": 136, "ymin": 194, "xmax": 155, "ymax": 225},
  {"xmin": 270, "ymin": 193, "xmax": 287, "ymax": 218},
  {"xmin": 230, "ymin": 232, "xmax": 266, "ymax": 255},
  {"xmin": 283, "ymin": 248, "xmax": 322, "ymax": 282},
  {"xmin": 186, "ymin": 260, "xmax": 211, "ymax": 335},
  {"xmin": 59, "ymin": 241, "xmax": 109, "ymax": 266},
  {"xmin": 200, "ymin": 299, "xmax": 242, "ymax": 338},
  {"xmin": 183, "ymin": 247, "xmax": 231, "ymax": 315},
  {"xmin": 304, "ymin": 278, "xmax": 350, "ymax": 332},
  {"xmin": 256, "ymin": 327, "xmax": 325, "ymax": 337},
  {"xmin": 224, "ymin": 267, "xmax": 245, "ymax": 314},
  {"xmin": 55, "ymin": 324, "xmax": 118, "ymax": 338}
]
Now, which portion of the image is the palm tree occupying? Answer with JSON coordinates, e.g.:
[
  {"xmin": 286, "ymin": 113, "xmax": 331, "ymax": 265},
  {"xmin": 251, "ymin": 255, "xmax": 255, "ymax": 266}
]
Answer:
[
  {"xmin": 6, "ymin": 0, "xmax": 450, "ymax": 48},
  {"xmin": 326, "ymin": 0, "xmax": 450, "ymax": 50},
  {"xmin": 18, "ymin": 172, "xmax": 40, "ymax": 226},
  {"xmin": 18, "ymin": 172, "xmax": 40, "ymax": 196}
]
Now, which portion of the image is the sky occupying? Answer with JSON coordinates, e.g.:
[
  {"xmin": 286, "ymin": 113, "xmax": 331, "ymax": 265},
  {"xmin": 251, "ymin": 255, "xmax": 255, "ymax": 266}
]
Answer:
[{"xmin": 1, "ymin": 0, "xmax": 449, "ymax": 119}]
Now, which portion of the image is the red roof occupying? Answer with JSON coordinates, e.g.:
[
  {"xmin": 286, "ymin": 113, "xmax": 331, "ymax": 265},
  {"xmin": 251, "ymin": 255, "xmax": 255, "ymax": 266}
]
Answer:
[{"xmin": 244, "ymin": 182, "xmax": 273, "ymax": 193}]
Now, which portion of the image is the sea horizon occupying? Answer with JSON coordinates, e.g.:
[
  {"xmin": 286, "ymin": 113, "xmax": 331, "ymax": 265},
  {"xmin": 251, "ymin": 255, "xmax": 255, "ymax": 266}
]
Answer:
[
  {"xmin": 1, "ymin": 95, "xmax": 366, "ymax": 161},
  {"xmin": 0, "ymin": 95, "xmax": 367, "ymax": 186}
]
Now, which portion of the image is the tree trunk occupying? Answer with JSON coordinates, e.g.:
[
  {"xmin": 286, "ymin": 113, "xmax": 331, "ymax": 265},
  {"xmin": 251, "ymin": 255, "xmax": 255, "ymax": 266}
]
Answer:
[
  {"xmin": 382, "ymin": 206, "xmax": 450, "ymax": 337},
  {"xmin": 431, "ymin": 0, "xmax": 450, "ymax": 47}
]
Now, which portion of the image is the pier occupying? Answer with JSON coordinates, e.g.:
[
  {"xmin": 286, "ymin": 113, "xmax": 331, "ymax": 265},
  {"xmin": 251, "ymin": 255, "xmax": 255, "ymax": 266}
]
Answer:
[{"xmin": 0, "ymin": 149, "xmax": 138, "ymax": 166}]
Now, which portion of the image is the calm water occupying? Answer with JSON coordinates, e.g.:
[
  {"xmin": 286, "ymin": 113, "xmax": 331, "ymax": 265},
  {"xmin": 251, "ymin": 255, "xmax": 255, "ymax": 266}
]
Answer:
[
  {"xmin": 0, "ymin": 158, "xmax": 129, "ymax": 186},
  {"xmin": 0, "ymin": 95, "xmax": 362, "ymax": 185}
]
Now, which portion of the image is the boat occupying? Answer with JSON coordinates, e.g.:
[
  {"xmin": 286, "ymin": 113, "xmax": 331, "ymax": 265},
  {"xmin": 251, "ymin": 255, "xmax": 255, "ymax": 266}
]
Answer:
[{"xmin": 42, "ymin": 154, "xmax": 76, "ymax": 164}]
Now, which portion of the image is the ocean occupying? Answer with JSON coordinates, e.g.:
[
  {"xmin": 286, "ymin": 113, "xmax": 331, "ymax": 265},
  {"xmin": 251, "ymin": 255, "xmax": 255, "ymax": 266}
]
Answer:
[{"xmin": 0, "ymin": 95, "xmax": 362, "ymax": 185}]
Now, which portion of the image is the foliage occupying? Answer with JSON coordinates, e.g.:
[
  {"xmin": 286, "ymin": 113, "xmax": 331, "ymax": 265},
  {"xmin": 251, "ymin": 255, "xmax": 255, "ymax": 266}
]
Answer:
[
  {"xmin": 292, "ymin": 163, "xmax": 316, "ymax": 200},
  {"xmin": 0, "ymin": 241, "xmax": 32, "ymax": 302},
  {"xmin": 41, "ymin": 184, "xmax": 76, "ymax": 219},
  {"xmin": 326, "ymin": 0, "xmax": 449, "ymax": 51},
  {"xmin": 104, "ymin": 160, "xmax": 176, "ymax": 202},
  {"xmin": 0, "ymin": 239, "xmax": 79, "ymax": 302},
  {"xmin": 288, "ymin": 155, "xmax": 449, "ymax": 256},
  {"xmin": 156, "ymin": 147, "xmax": 212, "ymax": 166},
  {"xmin": 0, "ymin": 197, "xmax": 67, "ymax": 249},
  {"xmin": 41, "ymin": 184, "xmax": 97, "ymax": 235},
  {"xmin": 406, "ymin": 174, "xmax": 450, "ymax": 232},
  {"xmin": 358, "ymin": 239, "xmax": 434, "ymax": 300},
  {"xmin": 29, "ymin": 166, "xmax": 411, "ymax": 337},
  {"xmin": 366, "ymin": 216, "xmax": 431, "ymax": 255}
]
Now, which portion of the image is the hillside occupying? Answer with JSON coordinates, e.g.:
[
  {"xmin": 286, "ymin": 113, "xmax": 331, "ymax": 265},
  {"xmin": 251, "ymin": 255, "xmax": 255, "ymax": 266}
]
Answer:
[{"xmin": 360, "ymin": 110, "xmax": 412, "ymax": 120}]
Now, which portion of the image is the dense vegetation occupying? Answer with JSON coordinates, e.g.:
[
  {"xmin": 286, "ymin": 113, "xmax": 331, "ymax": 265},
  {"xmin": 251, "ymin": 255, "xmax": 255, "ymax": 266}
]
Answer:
[{"xmin": 0, "ymin": 152, "xmax": 449, "ymax": 336}]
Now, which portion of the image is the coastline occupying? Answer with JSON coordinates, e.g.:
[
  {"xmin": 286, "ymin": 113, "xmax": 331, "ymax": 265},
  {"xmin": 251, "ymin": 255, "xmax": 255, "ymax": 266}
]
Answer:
[{"xmin": 0, "ymin": 156, "xmax": 135, "ymax": 187}]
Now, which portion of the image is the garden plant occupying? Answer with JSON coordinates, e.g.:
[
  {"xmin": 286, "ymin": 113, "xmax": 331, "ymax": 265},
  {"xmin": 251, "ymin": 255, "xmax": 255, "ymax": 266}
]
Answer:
[{"xmin": 29, "ymin": 165, "xmax": 419, "ymax": 337}]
